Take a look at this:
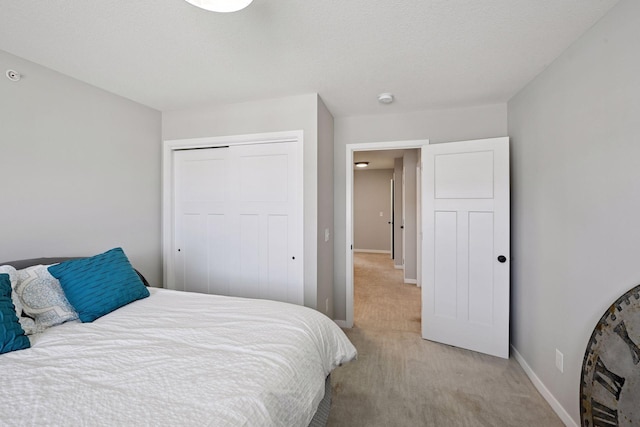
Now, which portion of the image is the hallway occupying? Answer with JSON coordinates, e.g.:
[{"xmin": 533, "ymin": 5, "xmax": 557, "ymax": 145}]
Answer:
[{"xmin": 352, "ymin": 252, "xmax": 421, "ymax": 333}]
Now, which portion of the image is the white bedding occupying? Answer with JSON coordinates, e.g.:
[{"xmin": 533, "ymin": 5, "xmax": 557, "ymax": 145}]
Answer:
[{"xmin": 0, "ymin": 288, "xmax": 356, "ymax": 426}]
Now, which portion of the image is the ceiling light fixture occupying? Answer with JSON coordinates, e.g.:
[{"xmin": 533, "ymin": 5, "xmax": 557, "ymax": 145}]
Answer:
[
  {"xmin": 184, "ymin": 0, "xmax": 254, "ymax": 13},
  {"xmin": 377, "ymin": 93, "xmax": 394, "ymax": 104},
  {"xmin": 355, "ymin": 162, "xmax": 369, "ymax": 168}
]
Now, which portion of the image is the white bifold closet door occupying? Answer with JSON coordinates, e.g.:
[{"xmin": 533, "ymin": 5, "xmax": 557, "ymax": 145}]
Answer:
[{"xmin": 173, "ymin": 142, "xmax": 303, "ymax": 305}]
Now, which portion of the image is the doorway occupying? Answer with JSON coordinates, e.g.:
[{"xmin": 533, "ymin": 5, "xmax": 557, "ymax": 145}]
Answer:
[
  {"xmin": 346, "ymin": 137, "xmax": 510, "ymax": 359},
  {"xmin": 345, "ymin": 139, "xmax": 429, "ymax": 328}
]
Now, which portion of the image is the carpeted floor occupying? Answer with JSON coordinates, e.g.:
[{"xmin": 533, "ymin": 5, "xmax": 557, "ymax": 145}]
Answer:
[{"xmin": 327, "ymin": 253, "xmax": 563, "ymax": 427}]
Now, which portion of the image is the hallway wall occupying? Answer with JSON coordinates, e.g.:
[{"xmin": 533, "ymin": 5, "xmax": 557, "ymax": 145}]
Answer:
[{"xmin": 354, "ymin": 169, "xmax": 394, "ymax": 252}]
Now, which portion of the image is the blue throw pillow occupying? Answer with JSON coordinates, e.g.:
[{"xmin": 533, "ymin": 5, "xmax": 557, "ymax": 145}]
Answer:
[
  {"xmin": 48, "ymin": 248, "xmax": 150, "ymax": 322},
  {"xmin": 1, "ymin": 273, "xmax": 31, "ymax": 354}
]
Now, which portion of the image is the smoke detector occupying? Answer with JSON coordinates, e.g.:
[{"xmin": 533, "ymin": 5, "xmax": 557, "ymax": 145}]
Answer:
[
  {"xmin": 6, "ymin": 70, "xmax": 21, "ymax": 82},
  {"xmin": 377, "ymin": 93, "xmax": 394, "ymax": 104}
]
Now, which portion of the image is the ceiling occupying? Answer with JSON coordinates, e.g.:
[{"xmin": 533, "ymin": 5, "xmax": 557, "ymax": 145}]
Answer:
[{"xmin": 0, "ymin": 0, "xmax": 619, "ymax": 117}]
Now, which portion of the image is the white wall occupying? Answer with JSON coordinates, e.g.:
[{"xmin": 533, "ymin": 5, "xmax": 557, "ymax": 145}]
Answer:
[
  {"xmin": 508, "ymin": 0, "xmax": 640, "ymax": 423},
  {"xmin": 0, "ymin": 50, "xmax": 162, "ymax": 284},
  {"xmin": 162, "ymin": 93, "xmax": 323, "ymax": 309},
  {"xmin": 333, "ymin": 104, "xmax": 508, "ymax": 320},
  {"xmin": 317, "ymin": 96, "xmax": 335, "ymax": 317},
  {"xmin": 354, "ymin": 169, "xmax": 393, "ymax": 252}
]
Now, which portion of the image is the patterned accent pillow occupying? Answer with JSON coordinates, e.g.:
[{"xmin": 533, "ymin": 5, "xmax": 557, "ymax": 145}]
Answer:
[
  {"xmin": 48, "ymin": 247, "xmax": 149, "ymax": 323},
  {"xmin": 0, "ymin": 273, "xmax": 31, "ymax": 354},
  {"xmin": 16, "ymin": 265, "xmax": 79, "ymax": 332},
  {"xmin": 0, "ymin": 265, "xmax": 36, "ymax": 335}
]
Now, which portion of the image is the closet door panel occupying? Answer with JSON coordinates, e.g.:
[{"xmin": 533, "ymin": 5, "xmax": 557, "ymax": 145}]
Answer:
[
  {"xmin": 236, "ymin": 213, "xmax": 260, "ymax": 299},
  {"xmin": 267, "ymin": 214, "xmax": 289, "ymax": 302},
  {"xmin": 174, "ymin": 149, "xmax": 229, "ymax": 294},
  {"xmin": 207, "ymin": 213, "xmax": 229, "ymax": 296}
]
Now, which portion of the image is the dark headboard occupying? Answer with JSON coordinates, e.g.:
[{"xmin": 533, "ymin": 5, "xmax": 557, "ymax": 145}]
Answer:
[
  {"xmin": 1, "ymin": 257, "xmax": 150, "ymax": 287},
  {"xmin": 2, "ymin": 257, "xmax": 83, "ymax": 270}
]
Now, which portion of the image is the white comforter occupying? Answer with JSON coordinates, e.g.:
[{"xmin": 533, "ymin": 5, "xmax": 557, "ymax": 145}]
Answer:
[{"xmin": 0, "ymin": 288, "xmax": 356, "ymax": 427}]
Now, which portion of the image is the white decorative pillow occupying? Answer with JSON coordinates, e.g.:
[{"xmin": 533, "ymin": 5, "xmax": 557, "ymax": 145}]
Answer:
[
  {"xmin": 16, "ymin": 265, "xmax": 79, "ymax": 332},
  {"xmin": 0, "ymin": 265, "xmax": 37, "ymax": 335}
]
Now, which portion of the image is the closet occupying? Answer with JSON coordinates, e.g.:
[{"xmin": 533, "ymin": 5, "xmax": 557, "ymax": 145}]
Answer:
[{"xmin": 166, "ymin": 135, "xmax": 303, "ymax": 305}]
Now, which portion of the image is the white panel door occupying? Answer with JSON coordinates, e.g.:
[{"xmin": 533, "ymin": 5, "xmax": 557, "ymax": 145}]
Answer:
[
  {"xmin": 422, "ymin": 137, "xmax": 510, "ymax": 359},
  {"xmin": 227, "ymin": 142, "xmax": 302, "ymax": 304},
  {"xmin": 173, "ymin": 142, "xmax": 302, "ymax": 305},
  {"xmin": 174, "ymin": 148, "xmax": 230, "ymax": 295}
]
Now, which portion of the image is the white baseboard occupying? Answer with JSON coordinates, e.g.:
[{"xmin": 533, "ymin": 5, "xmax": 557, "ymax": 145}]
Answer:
[
  {"xmin": 353, "ymin": 249, "xmax": 391, "ymax": 254},
  {"xmin": 394, "ymin": 264, "xmax": 404, "ymax": 270},
  {"xmin": 511, "ymin": 345, "xmax": 577, "ymax": 427},
  {"xmin": 404, "ymin": 278, "xmax": 417, "ymax": 284}
]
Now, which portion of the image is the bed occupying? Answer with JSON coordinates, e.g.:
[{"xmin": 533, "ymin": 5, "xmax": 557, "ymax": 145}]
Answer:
[{"xmin": 0, "ymin": 251, "xmax": 356, "ymax": 426}]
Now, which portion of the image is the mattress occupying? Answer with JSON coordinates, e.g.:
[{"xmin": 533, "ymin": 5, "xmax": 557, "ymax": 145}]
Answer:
[{"xmin": 0, "ymin": 288, "xmax": 356, "ymax": 426}]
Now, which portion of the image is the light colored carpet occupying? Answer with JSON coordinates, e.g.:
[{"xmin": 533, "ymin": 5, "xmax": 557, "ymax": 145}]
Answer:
[{"xmin": 327, "ymin": 253, "xmax": 563, "ymax": 427}]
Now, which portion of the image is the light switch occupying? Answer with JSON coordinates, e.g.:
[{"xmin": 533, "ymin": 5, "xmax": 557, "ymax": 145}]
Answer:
[
  {"xmin": 324, "ymin": 228, "xmax": 330, "ymax": 242},
  {"xmin": 379, "ymin": 211, "xmax": 384, "ymax": 217}
]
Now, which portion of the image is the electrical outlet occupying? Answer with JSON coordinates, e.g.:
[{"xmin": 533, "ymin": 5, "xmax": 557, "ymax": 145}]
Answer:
[
  {"xmin": 556, "ymin": 349, "xmax": 564, "ymax": 373},
  {"xmin": 379, "ymin": 211, "xmax": 384, "ymax": 217}
]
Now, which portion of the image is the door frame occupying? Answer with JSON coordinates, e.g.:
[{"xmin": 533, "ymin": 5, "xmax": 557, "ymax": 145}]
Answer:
[
  {"xmin": 162, "ymin": 130, "xmax": 304, "ymax": 289},
  {"xmin": 416, "ymin": 154, "xmax": 422, "ymax": 287},
  {"xmin": 342, "ymin": 139, "xmax": 429, "ymax": 328},
  {"xmin": 390, "ymin": 178, "xmax": 394, "ymax": 260}
]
